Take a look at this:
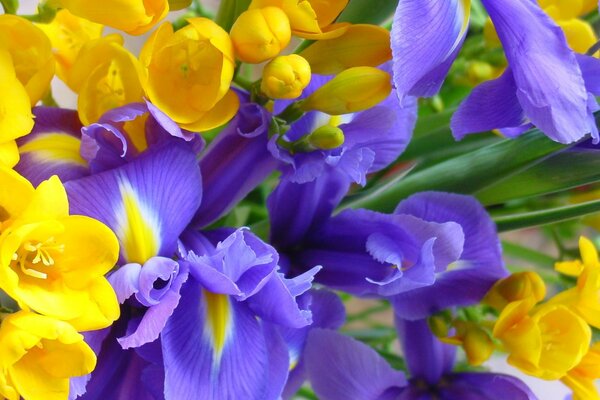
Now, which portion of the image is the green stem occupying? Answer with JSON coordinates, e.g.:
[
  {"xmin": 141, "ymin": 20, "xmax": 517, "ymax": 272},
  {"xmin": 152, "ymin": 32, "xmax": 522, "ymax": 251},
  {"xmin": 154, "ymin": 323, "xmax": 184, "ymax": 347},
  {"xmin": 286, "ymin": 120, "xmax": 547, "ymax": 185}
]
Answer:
[{"xmin": 0, "ymin": 0, "xmax": 17, "ymax": 14}]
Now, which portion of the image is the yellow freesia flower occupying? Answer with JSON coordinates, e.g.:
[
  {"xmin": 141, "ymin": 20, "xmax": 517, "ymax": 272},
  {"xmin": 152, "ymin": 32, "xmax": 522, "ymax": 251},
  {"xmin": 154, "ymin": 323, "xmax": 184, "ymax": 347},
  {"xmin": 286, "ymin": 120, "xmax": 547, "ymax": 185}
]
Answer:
[
  {"xmin": 483, "ymin": 271, "xmax": 546, "ymax": 311},
  {"xmin": 0, "ymin": 169, "xmax": 120, "ymax": 331},
  {"xmin": 140, "ymin": 18, "xmax": 239, "ymax": 132},
  {"xmin": 0, "ymin": 15, "xmax": 55, "ymax": 106},
  {"xmin": 68, "ymin": 35, "xmax": 144, "ymax": 125},
  {"xmin": 57, "ymin": 0, "xmax": 168, "ymax": 35},
  {"xmin": 550, "ymin": 236, "xmax": 600, "ymax": 329},
  {"xmin": 562, "ymin": 342, "xmax": 600, "ymax": 400},
  {"xmin": 0, "ymin": 311, "xmax": 96, "ymax": 400},
  {"xmin": 36, "ymin": 9, "xmax": 103, "ymax": 83},
  {"xmin": 261, "ymin": 55, "xmax": 311, "ymax": 99},
  {"xmin": 493, "ymin": 299, "xmax": 591, "ymax": 380},
  {"xmin": 249, "ymin": 0, "xmax": 350, "ymax": 39}
]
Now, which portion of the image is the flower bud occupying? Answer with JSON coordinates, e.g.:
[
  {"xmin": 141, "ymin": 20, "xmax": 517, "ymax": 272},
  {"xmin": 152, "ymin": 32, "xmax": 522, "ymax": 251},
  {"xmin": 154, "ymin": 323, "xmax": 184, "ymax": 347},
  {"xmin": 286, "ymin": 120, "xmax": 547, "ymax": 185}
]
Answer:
[
  {"xmin": 307, "ymin": 125, "xmax": 345, "ymax": 150},
  {"xmin": 301, "ymin": 67, "xmax": 391, "ymax": 115},
  {"xmin": 230, "ymin": 7, "xmax": 291, "ymax": 64},
  {"xmin": 483, "ymin": 271, "xmax": 546, "ymax": 311},
  {"xmin": 261, "ymin": 55, "xmax": 311, "ymax": 99}
]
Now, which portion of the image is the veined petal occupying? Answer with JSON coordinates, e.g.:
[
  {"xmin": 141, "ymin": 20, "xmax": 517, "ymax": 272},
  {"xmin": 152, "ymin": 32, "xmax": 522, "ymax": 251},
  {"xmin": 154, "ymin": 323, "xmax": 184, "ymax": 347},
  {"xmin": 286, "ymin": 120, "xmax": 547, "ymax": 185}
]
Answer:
[
  {"xmin": 482, "ymin": 0, "xmax": 597, "ymax": 143},
  {"xmin": 16, "ymin": 107, "xmax": 88, "ymax": 186},
  {"xmin": 391, "ymin": 0, "xmax": 470, "ymax": 99},
  {"xmin": 65, "ymin": 141, "xmax": 202, "ymax": 264}
]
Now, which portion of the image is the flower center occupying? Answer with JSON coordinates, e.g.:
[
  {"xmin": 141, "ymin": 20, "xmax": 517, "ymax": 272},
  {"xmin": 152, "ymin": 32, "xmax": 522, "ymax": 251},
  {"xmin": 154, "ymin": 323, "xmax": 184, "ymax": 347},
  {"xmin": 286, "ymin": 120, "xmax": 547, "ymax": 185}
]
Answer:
[{"xmin": 11, "ymin": 237, "xmax": 64, "ymax": 280}]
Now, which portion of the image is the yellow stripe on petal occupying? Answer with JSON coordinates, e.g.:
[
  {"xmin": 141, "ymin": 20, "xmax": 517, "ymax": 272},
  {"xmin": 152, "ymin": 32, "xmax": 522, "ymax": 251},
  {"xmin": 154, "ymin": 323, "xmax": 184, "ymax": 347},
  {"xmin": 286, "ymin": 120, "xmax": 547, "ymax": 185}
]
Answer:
[
  {"xmin": 19, "ymin": 133, "xmax": 87, "ymax": 166},
  {"xmin": 203, "ymin": 290, "xmax": 233, "ymax": 365},
  {"xmin": 117, "ymin": 181, "xmax": 161, "ymax": 264}
]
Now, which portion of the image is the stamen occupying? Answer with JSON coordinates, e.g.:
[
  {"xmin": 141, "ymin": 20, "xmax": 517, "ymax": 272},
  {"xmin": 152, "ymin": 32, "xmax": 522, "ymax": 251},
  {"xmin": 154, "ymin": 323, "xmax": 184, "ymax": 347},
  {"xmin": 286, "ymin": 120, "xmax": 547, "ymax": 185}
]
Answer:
[{"xmin": 11, "ymin": 237, "xmax": 65, "ymax": 280}]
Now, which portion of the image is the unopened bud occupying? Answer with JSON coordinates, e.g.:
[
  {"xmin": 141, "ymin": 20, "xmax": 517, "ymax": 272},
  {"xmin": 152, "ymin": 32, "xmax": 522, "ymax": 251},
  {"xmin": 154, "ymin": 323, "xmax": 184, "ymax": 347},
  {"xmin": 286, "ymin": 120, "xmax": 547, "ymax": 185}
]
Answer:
[
  {"xmin": 301, "ymin": 67, "xmax": 391, "ymax": 115},
  {"xmin": 483, "ymin": 271, "xmax": 546, "ymax": 311},
  {"xmin": 261, "ymin": 55, "xmax": 311, "ymax": 99},
  {"xmin": 308, "ymin": 125, "xmax": 345, "ymax": 150},
  {"xmin": 230, "ymin": 7, "xmax": 291, "ymax": 64}
]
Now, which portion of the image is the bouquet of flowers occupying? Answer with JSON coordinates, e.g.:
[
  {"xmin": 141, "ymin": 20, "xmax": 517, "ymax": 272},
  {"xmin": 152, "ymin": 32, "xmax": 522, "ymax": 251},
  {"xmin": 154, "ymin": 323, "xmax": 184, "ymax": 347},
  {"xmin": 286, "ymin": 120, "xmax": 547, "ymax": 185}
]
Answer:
[{"xmin": 1, "ymin": 0, "xmax": 600, "ymax": 399}]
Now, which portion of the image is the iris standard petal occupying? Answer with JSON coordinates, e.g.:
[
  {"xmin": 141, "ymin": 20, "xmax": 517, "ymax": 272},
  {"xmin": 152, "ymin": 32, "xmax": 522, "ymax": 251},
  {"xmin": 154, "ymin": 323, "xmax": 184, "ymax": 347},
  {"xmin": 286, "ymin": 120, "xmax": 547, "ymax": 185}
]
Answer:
[{"xmin": 65, "ymin": 141, "xmax": 202, "ymax": 264}]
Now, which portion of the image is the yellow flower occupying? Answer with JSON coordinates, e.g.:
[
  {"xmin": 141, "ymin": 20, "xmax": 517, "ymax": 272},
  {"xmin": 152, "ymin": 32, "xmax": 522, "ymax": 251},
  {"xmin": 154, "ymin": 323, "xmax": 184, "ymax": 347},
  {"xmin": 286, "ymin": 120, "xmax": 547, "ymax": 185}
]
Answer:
[
  {"xmin": 0, "ymin": 15, "xmax": 55, "ymax": 106},
  {"xmin": 68, "ymin": 35, "xmax": 144, "ymax": 125},
  {"xmin": 493, "ymin": 299, "xmax": 591, "ymax": 380},
  {"xmin": 299, "ymin": 24, "xmax": 391, "ymax": 75},
  {"xmin": 58, "ymin": 0, "xmax": 168, "ymax": 35},
  {"xmin": 483, "ymin": 271, "xmax": 546, "ymax": 311},
  {"xmin": 300, "ymin": 66, "xmax": 391, "ymax": 115},
  {"xmin": 550, "ymin": 236, "xmax": 600, "ymax": 329},
  {"xmin": 0, "ymin": 141, "xmax": 19, "ymax": 168},
  {"xmin": 36, "ymin": 9, "xmax": 103, "ymax": 83},
  {"xmin": 440, "ymin": 320, "xmax": 495, "ymax": 366},
  {"xmin": 249, "ymin": 0, "xmax": 350, "ymax": 39},
  {"xmin": 562, "ymin": 342, "xmax": 600, "ymax": 400},
  {"xmin": 0, "ymin": 170, "xmax": 120, "ymax": 331},
  {"xmin": 261, "ymin": 55, "xmax": 311, "ymax": 99},
  {"xmin": 230, "ymin": 7, "xmax": 291, "ymax": 64},
  {"xmin": 0, "ymin": 311, "xmax": 96, "ymax": 400},
  {"xmin": 140, "ymin": 18, "xmax": 239, "ymax": 132}
]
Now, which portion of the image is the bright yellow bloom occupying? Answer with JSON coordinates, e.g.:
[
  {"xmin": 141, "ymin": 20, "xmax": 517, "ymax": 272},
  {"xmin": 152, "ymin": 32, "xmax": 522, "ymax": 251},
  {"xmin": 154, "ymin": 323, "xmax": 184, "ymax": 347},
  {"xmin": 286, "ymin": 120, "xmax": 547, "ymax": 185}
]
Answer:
[
  {"xmin": 36, "ymin": 9, "xmax": 103, "ymax": 83},
  {"xmin": 261, "ymin": 55, "xmax": 311, "ymax": 99},
  {"xmin": 493, "ymin": 299, "xmax": 591, "ymax": 380},
  {"xmin": 249, "ymin": 0, "xmax": 350, "ymax": 39},
  {"xmin": 300, "ymin": 24, "xmax": 391, "ymax": 75},
  {"xmin": 58, "ymin": 0, "xmax": 168, "ymax": 35},
  {"xmin": 0, "ymin": 170, "xmax": 120, "ymax": 331},
  {"xmin": 301, "ymin": 66, "xmax": 391, "ymax": 115},
  {"xmin": 549, "ymin": 236, "xmax": 600, "ymax": 329},
  {"xmin": 0, "ymin": 311, "xmax": 96, "ymax": 400},
  {"xmin": 230, "ymin": 7, "xmax": 291, "ymax": 64},
  {"xmin": 69, "ymin": 35, "xmax": 144, "ymax": 125},
  {"xmin": 562, "ymin": 342, "xmax": 600, "ymax": 400},
  {"xmin": 0, "ymin": 15, "xmax": 55, "ymax": 106},
  {"xmin": 140, "ymin": 18, "xmax": 239, "ymax": 132},
  {"xmin": 483, "ymin": 271, "xmax": 546, "ymax": 311},
  {"xmin": 440, "ymin": 321, "xmax": 495, "ymax": 366}
]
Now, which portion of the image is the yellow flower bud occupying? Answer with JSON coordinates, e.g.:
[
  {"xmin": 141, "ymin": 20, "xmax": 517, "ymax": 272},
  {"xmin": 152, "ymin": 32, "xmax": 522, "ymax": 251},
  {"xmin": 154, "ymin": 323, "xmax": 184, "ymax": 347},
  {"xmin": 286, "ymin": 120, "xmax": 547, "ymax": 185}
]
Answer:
[
  {"xmin": 307, "ymin": 125, "xmax": 345, "ymax": 150},
  {"xmin": 493, "ymin": 299, "xmax": 591, "ymax": 380},
  {"xmin": 69, "ymin": 35, "xmax": 144, "ymax": 125},
  {"xmin": 36, "ymin": 9, "xmax": 103, "ymax": 83},
  {"xmin": 300, "ymin": 24, "xmax": 391, "ymax": 75},
  {"xmin": 261, "ymin": 55, "xmax": 311, "ymax": 99},
  {"xmin": 0, "ymin": 15, "xmax": 55, "ymax": 106},
  {"xmin": 141, "ymin": 19, "xmax": 239, "ymax": 131},
  {"xmin": 301, "ymin": 67, "xmax": 391, "ymax": 115},
  {"xmin": 230, "ymin": 7, "xmax": 292, "ymax": 64},
  {"xmin": 483, "ymin": 271, "xmax": 546, "ymax": 311},
  {"xmin": 0, "ymin": 172, "xmax": 120, "ymax": 331},
  {"xmin": 438, "ymin": 320, "xmax": 494, "ymax": 366},
  {"xmin": 249, "ymin": 0, "xmax": 350, "ymax": 39},
  {"xmin": 0, "ymin": 311, "xmax": 96, "ymax": 400},
  {"xmin": 58, "ymin": 0, "xmax": 168, "ymax": 35}
]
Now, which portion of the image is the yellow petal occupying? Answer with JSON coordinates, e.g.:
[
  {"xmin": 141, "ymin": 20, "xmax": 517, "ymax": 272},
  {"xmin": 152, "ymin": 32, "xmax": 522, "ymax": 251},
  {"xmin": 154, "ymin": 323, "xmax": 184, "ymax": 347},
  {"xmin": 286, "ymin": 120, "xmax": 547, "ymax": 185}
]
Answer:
[
  {"xmin": 0, "ymin": 141, "xmax": 20, "ymax": 169},
  {"xmin": 181, "ymin": 89, "xmax": 240, "ymax": 132}
]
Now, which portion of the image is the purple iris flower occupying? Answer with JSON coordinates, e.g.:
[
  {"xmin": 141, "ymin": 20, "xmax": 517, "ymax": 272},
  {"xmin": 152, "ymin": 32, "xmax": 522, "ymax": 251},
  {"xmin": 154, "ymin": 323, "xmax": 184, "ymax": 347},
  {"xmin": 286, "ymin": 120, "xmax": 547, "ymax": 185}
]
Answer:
[
  {"xmin": 160, "ymin": 228, "xmax": 320, "ymax": 400},
  {"xmin": 392, "ymin": 0, "xmax": 599, "ymax": 144},
  {"xmin": 269, "ymin": 64, "xmax": 417, "ymax": 186},
  {"xmin": 304, "ymin": 319, "xmax": 537, "ymax": 400}
]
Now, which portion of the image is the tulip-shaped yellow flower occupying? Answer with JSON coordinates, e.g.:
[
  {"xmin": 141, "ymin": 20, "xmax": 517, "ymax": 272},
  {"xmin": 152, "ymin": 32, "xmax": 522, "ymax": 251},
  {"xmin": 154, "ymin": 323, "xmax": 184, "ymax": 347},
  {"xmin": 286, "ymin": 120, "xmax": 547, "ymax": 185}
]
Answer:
[
  {"xmin": 68, "ymin": 35, "xmax": 144, "ymax": 125},
  {"xmin": 493, "ymin": 299, "xmax": 591, "ymax": 380},
  {"xmin": 549, "ymin": 236, "xmax": 600, "ymax": 329},
  {"xmin": 230, "ymin": 7, "xmax": 292, "ymax": 64},
  {"xmin": 141, "ymin": 18, "xmax": 239, "ymax": 132},
  {"xmin": 0, "ymin": 15, "xmax": 55, "ymax": 106},
  {"xmin": 300, "ymin": 24, "xmax": 391, "ymax": 75},
  {"xmin": 261, "ymin": 55, "xmax": 311, "ymax": 99},
  {"xmin": 58, "ymin": 0, "xmax": 168, "ymax": 35},
  {"xmin": 301, "ymin": 67, "xmax": 391, "ymax": 115},
  {"xmin": 249, "ymin": 0, "xmax": 350, "ymax": 39},
  {"xmin": 36, "ymin": 9, "xmax": 103, "ymax": 83},
  {"xmin": 0, "ymin": 311, "xmax": 96, "ymax": 400},
  {"xmin": 562, "ymin": 343, "xmax": 600, "ymax": 400},
  {"xmin": 483, "ymin": 271, "xmax": 546, "ymax": 311},
  {"xmin": 0, "ymin": 169, "xmax": 120, "ymax": 331}
]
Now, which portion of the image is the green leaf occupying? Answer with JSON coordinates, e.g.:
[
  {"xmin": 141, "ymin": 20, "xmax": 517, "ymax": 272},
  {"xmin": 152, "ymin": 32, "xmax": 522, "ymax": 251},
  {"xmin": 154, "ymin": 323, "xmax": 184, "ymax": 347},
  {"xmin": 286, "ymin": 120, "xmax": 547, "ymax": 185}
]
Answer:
[
  {"xmin": 494, "ymin": 199, "xmax": 600, "ymax": 232},
  {"xmin": 343, "ymin": 129, "xmax": 567, "ymax": 213},
  {"xmin": 215, "ymin": 0, "xmax": 250, "ymax": 31},
  {"xmin": 337, "ymin": 0, "xmax": 399, "ymax": 25},
  {"xmin": 477, "ymin": 149, "xmax": 600, "ymax": 205}
]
